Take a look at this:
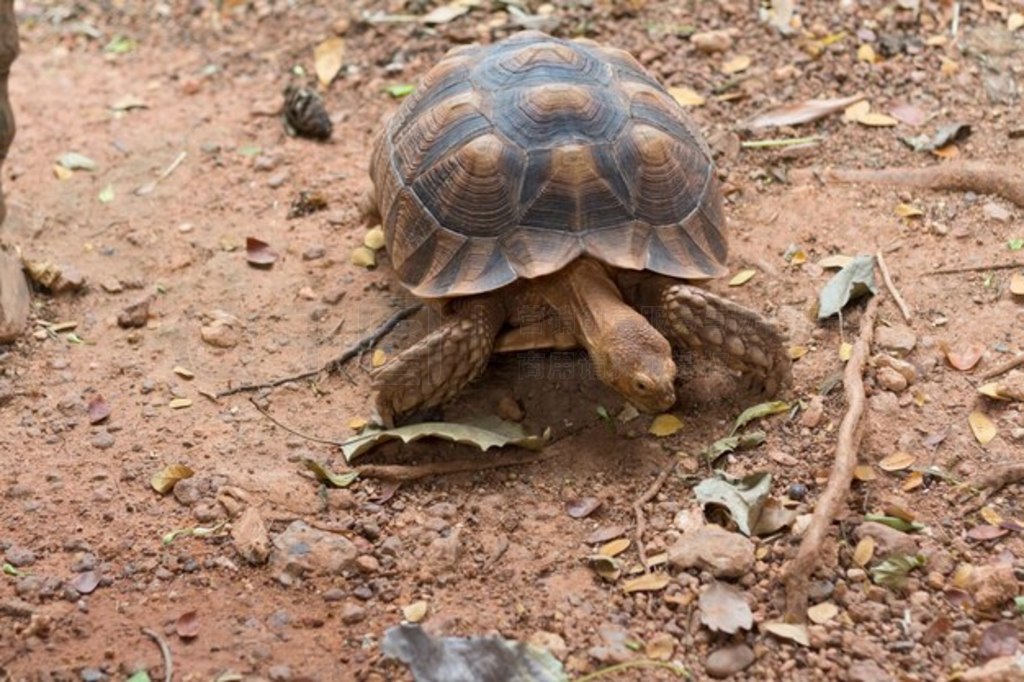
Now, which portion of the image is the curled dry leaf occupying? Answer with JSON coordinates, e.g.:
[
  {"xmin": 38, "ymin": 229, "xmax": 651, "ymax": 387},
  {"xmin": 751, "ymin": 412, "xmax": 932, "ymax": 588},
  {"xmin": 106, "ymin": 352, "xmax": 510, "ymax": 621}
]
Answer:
[
  {"xmin": 151, "ymin": 464, "xmax": 195, "ymax": 495},
  {"xmin": 599, "ymin": 538, "xmax": 630, "ymax": 557},
  {"xmin": 699, "ymin": 582, "xmax": 753, "ymax": 634},
  {"xmin": 313, "ymin": 37, "xmax": 345, "ymax": 87},
  {"xmin": 761, "ymin": 622, "xmax": 810, "ymax": 646},
  {"xmin": 968, "ymin": 411, "xmax": 998, "ymax": 445},
  {"xmin": 668, "ymin": 86, "xmax": 705, "ymax": 107},
  {"xmin": 853, "ymin": 536, "xmax": 875, "ymax": 566},
  {"xmin": 817, "ymin": 254, "xmax": 876, "ymax": 319},
  {"xmin": 649, "ymin": 414, "xmax": 683, "ymax": 436},
  {"xmin": 303, "ymin": 459, "xmax": 359, "ymax": 488},
  {"xmin": 946, "ymin": 343, "xmax": 985, "ymax": 371},
  {"xmin": 565, "ymin": 496, "xmax": 602, "ymax": 519},
  {"xmin": 245, "ymin": 237, "xmax": 277, "ymax": 268},
  {"xmin": 176, "ymin": 611, "xmax": 201, "ymax": 639},
  {"xmin": 894, "ymin": 203, "xmax": 923, "ymax": 218},
  {"xmin": 340, "ymin": 417, "xmax": 544, "ymax": 461},
  {"xmin": 87, "ymin": 395, "xmax": 111, "ymax": 425},
  {"xmin": 588, "ymin": 554, "xmax": 622, "ymax": 581},
  {"xmin": 878, "ymin": 451, "xmax": 916, "ymax": 472},
  {"xmin": 623, "ymin": 572, "xmax": 671, "ymax": 593},
  {"xmin": 743, "ymin": 94, "xmax": 866, "ymax": 129}
]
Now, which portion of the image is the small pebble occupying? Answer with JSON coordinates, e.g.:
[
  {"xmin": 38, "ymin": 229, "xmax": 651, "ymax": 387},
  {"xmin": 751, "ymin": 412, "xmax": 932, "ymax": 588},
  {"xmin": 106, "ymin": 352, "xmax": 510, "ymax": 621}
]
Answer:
[{"xmin": 90, "ymin": 431, "xmax": 115, "ymax": 450}]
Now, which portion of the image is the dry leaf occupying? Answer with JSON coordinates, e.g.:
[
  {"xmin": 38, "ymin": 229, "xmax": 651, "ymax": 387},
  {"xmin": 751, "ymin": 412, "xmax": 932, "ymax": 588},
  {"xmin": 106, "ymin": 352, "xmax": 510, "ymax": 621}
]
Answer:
[
  {"xmin": 371, "ymin": 349, "xmax": 387, "ymax": 368},
  {"xmin": 968, "ymin": 411, "xmax": 997, "ymax": 445},
  {"xmin": 946, "ymin": 343, "xmax": 984, "ymax": 371},
  {"xmin": 858, "ymin": 112, "xmax": 899, "ymax": 127},
  {"xmin": 403, "ymin": 600, "xmax": 429, "ymax": 623},
  {"xmin": 977, "ymin": 382, "xmax": 1012, "ymax": 400},
  {"xmin": 70, "ymin": 571, "xmax": 100, "ymax": 595},
  {"xmin": 788, "ymin": 346, "xmax": 808, "ymax": 360},
  {"xmin": 245, "ymin": 237, "xmax": 277, "ymax": 268},
  {"xmin": 967, "ymin": 525, "xmax": 1009, "ymax": 541},
  {"xmin": 172, "ymin": 366, "xmax": 195, "ymax": 379},
  {"xmin": 313, "ymin": 37, "xmax": 345, "ymax": 87},
  {"xmin": 843, "ymin": 100, "xmax": 870, "ymax": 122},
  {"xmin": 340, "ymin": 416, "xmax": 544, "ymax": 461},
  {"xmin": 980, "ymin": 507, "xmax": 1004, "ymax": 526},
  {"xmin": 807, "ymin": 602, "xmax": 839, "ymax": 624},
  {"xmin": 421, "ymin": 0, "xmax": 473, "ymax": 25},
  {"xmin": 566, "ymin": 497, "xmax": 602, "ymax": 519},
  {"xmin": 623, "ymin": 572, "xmax": 670, "ymax": 593},
  {"xmin": 728, "ymin": 269, "xmax": 756, "ymax": 286},
  {"xmin": 894, "ymin": 203, "xmax": 923, "ymax": 218},
  {"xmin": 853, "ymin": 536, "xmax": 875, "ymax": 566},
  {"xmin": 853, "ymin": 465, "xmax": 877, "ymax": 482},
  {"xmin": 742, "ymin": 94, "xmax": 865, "ymax": 129},
  {"xmin": 176, "ymin": 611, "xmax": 200, "ymax": 639},
  {"xmin": 649, "ymin": 414, "xmax": 683, "ymax": 436},
  {"xmin": 645, "ymin": 632, "xmax": 675, "ymax": 661},
  {"xmin": 1010, "ymin": 13, "xmax": 1024, "ymax": 31},
  {"xmin": 838, "ymin": 342, "xmax": 853, "ymax": 361},
  {"xmin": 364, "ymin": 226, "xmax": 386, "ymax": 250},
  {"xmin": 940, "ymin": 57, "xmax": 959, "ymax": 75},
  {"xmin": 169, "ymin": 398, "xmax": 193, "ymax": 409},
  {"xmin": 351, "ymin": 246, "xmax": 376, "ymax": 268},
  {"xmin": 599, "ymin": 539, "xmax": 630, "ymax": 557},
  {"xmin": 761, "ymin": 622, "xmax": 810, "ymax": 646},
  {"xmin": 87, "ymin": 395, "xmax": 111, "ymax": 425},
  {"xmin": 348, "ymin": 416, "xmax": 369, "ymax": 431},
  {"xmin": 722, "ymin": 55, "xmax": 752, "ymax": 74},
  {"xmin": 879, "ymin": 451, "xmax": 915, "ymax": 472},
  {"xmin": 1010, "ymin": 272, "xmax": 1024, "ymax": 296},
  {"xmin": 698, "ymin": 582, "xmax": 753, "ymax": 633},
  {"xmin": 151, "ymin": 464, "xmax": 195, "ymax": 495},
  {"xmin": 902, "ymin": 470, "xmax": 924, "ymax": 492},
  {"xmin": 857, "ymin": 44, "xmax": 876, "ymax": 63},
  {"xmin": 668, "ymin": 86, "xmax": 705, "ymax": 107},
  {"xmin": 819, "ymin": 254, "xmax": 853, "ymax": 269},
  {"xmin": 588, "ymin": 554, "xmax": 622, "ymax": 581}
]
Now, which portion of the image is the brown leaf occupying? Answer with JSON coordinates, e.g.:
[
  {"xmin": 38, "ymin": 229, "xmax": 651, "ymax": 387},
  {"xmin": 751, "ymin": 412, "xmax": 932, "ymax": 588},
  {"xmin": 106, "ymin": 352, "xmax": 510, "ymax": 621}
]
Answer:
[
  {"xmin": 565, "ymin": 497, "xmax": 602, "ymax": 519},
  {"xmin": 977, "ymin": 622, "xmax": 1019, "ymax": 662},
  {"xmin": 87, "ymin": 395, "xmax": 111, "ymax": 425},
  {"xmin": 698, "ymin": 582, "xmax": 753, "ymax": 634},
  {"xmin": 313, "ymin": 37, "xmax": 345, "ymax": 87},
  {"xmin": 969, "ymin": 411, "xmax": 998, "ymax": 446},
  {"xmin": 946, "ymin": 343, "xmax": 985, "ymax": 371},
  {"xmin": 761, "ymin": 621, "xmax": 810, "ymax": 646},
  {"xmin": 966, "ymin": 525, "xmax": 1010, "ymax": 542},
  {"xmin": 245, "ymin": 237, "xmax": 278, "ymax": 268},
  {"xmin": 585, "ymin": 525, "xmax": 627, "ymax": 544},
  {"xmin": 921, "ymin": 615, "xmax": 952, "ymax": 645},
  {"xmin": 70, "ymin": 571, "xmax": 100, "ymax": 595},
  {"xmin": 176, "ymin": 610, "xmax": 200, "ymax": 639},
  {"xmin": 151, "ymin": 464, "xmax": 195, "ymax": 495},
  {"xmin": 743, "ymin": 94, "xmax": 866, "ymax": 129},
  {"xmin": 623, "ymin": 572, "xmax": 670, "ymax": 593},
  {"xmin": 879, "ymin": 451, "xmax": 916, "ymax": 472}
]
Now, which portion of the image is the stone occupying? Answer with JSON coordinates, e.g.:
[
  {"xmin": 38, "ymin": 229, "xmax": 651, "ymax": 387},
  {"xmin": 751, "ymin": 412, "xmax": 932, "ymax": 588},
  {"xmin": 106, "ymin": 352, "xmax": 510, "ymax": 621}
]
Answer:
[
  {"xmin": 529, "ymin": 631, "xmax": 568, "ymax": 660},
  {"xmin": 667, "ymin": 525, "xmax": 755, "ymax": 579},
  {"xmin": 340, "ymin": 603, "xmax": 367, "ymax": 624},
  {"xmin": 800, "ymin": 396, "xmax": 824, "ymax": 428},
  {"xmin": 875, "ymin": 355, "xmax": 917, "ymax": 384},
  {"xmin": 847, "ymin": 661, "xmax": 894, "ymax": 682},
  {"xmin": 982, "ymin": 202, "xmax": 1011, "ymax": 223},
  {"xmin": 90, "ymin": 431, "xmax": 115, "ymax": 450},
  {"xmin": 869, "ymin": 391, "xmax": 900, "ymax": 414},
  {"xmin": 117, "ymin": 298, "xmax": 151, "ymax": 329},
  {"xmin": 853, "ymin": 522, "xmax": 919, "ymax": 558},
  {"xmin": 267, "ymin": 664, "xmax": 292, "ymax": 681},
  {"xmin": 875, "ymin": 324, "xmax": 917, "ymax": 354},
  {"xmin": 969, "ymin": 563, "xmax": 1018, "ymax": 612},
  {"xmin": 691, "ymin": 30, "xmax": 733, "ymax": 54},
  {"xmin": 875, "ymin": 366, "xmax": 908, "ymax": 393},
  {"xmin": 270, "ymin": 520, "xmax": 359, "ymax": 578},
  {"xmin": 232, "ymin": 506, "xmax": 271, "ymax": 565},
  {"xmin": 961, "ymin": 655, "xmax": 1024, "ymax": 681},
  {"xmin": 705, "ymin": 644, "xmax": 755, "ymax": 678},
  {"xmin": 201, "ymin": 311, "xmax": 241, "ymax": 349},
  {"xmin": 0, "ymin": 250, "xmax": 29, "ymax": 343},
  {"xmin": 4, "ymin": 545, "xmax": 36, "ymax": 567},
  {"xmin": 302, "ymin": 245, "xmax": 326, "ymax": 261}
]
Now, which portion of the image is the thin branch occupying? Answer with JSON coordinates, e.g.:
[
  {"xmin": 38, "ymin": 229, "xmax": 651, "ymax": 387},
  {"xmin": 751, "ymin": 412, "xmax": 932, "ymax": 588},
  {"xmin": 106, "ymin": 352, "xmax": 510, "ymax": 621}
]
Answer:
[
  {"xmin": 215, "ymin": 304, "xmax": 422, "ymax": 398},
  {"xmin": 142, "ymin": 628, "xmax": 173, "ymax": 682},
  {"xmin": 783, "ymin": 295, "xmax": 880, "ymax": 622},
  {"xmin": 927, "ymin": 263, "xmax": 1022, "ymax": 276},
  {"xmin": 633, "ymin": 460, "xmax": 677, "ymax": 571},
  {"xmin": 981, "ymin": 352, "xmax": 1024, "ymax": 380},
  {"xmin": 876, "ymin": 251, "xmax": 912, "ymax": 323}
]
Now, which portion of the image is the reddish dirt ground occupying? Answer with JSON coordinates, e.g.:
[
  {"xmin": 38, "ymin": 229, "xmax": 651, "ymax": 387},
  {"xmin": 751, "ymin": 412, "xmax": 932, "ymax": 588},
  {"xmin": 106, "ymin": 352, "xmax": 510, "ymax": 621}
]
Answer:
[{"xmin": 1, "ymin": 1, "xmax": 1023, "ymax": 680}]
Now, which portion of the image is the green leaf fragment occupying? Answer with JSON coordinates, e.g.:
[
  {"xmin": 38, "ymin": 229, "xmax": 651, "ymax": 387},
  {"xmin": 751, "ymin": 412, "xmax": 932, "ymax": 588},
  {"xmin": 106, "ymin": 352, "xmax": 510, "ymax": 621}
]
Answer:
[
  {"xmin": 385, "ymin": 84, "xmax": 415, "ymax": 98},
  {"xmin": 817, "ymin": 254, "xmax": 877, "ymax": 319},
  {"xmin": 864, "ymin": 514, "xmax": 926, "ymax": 533},
  {"xmin": 3, "ymin": 562, "xmax": 24, "ymax": 577},
  {"xmin": 98, "ymin": 185, "xmax": 115, "ymax": 203},
  {"xmin": 702, "ymin": 430, "xmax": 766, "ymax": 462},
  {"xmin": 1008, "ymin": 239, "xmax": 1024, "ymax": 251},
  {"xmin": 125, "ymin": 672, "xmax": 152, "ymax": 682},
  {"xmin": 303, "ymin": 459, "xmax": 359, "ymax": 488},
  {"xmin": 870, "ymin": 553, "xmax": 926, "ymax": 588},
  {"xmin": 731, "ymin": 401, "xmax": 790, "ymax": 435}
]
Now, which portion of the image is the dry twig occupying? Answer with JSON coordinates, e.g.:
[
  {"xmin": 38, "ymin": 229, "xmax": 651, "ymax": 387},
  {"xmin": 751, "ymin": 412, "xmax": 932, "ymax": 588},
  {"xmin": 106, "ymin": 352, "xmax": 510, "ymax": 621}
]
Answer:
[
  {"xmin": 875, "ymin": 251, "xmax": 911, "ymax": 323},
  {"xmin": 928, "ymin": 263, "xmax": 1022, "ymax": 276},
  {"xmin": 633, "ymin": 459, "xmax": 678, "ymax": 571},
  {"xmin": 981, "ymin": 352, "xmax": 1024, "ymax": 381},
  {"xmin": 142, "ymin": 627, "xmax": 173, "ymax": 682},
  {"xmin": 783, "ymin": 295, "xmax": 880, "ymax": 621},
  {"xmin": 215, "ymin": 304, "xmax": 422, "ymax": 398},
  {"xmin": 791, "ymin": 162, "xmax": 1024, "ymax": 208},
  {"xmin": 355, "ymin": 452, "xmax": 557, "ymax": 482}
]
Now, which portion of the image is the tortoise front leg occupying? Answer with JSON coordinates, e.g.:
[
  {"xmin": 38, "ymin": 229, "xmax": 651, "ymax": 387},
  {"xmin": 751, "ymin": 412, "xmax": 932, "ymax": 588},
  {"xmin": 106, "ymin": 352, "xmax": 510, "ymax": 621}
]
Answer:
[
  {"xmin": 630, "ymin": 277, "xmax": 791, "ymax": 397},
  {"xmin": 372, "ymin": 294, "xmax": 507, "ymax": 426}
]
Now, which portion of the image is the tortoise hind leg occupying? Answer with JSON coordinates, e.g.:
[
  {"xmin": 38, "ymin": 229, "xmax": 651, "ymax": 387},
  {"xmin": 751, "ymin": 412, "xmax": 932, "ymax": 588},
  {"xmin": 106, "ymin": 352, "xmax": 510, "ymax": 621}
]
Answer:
[
  {"xmin": 631, "ymin": 278, "xmax": 791, "ymax": 397},
  {"xmin": 372, "ymin": 295, "xmax": 507, "ymax": 426}
]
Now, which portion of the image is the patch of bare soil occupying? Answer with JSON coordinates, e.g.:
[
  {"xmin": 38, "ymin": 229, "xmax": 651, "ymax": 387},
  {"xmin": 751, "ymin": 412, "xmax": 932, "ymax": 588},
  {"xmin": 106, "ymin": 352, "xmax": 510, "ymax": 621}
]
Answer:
[{"xmin": 1, "ymin": 1, "xmax": 1023, "ymax": 680}]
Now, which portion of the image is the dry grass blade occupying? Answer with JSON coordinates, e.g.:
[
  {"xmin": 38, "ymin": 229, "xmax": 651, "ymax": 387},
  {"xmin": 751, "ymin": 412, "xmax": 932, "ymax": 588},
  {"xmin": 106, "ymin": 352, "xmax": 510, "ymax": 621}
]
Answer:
[
  {"xmin": 876, "ymin": 251, "xmax": 912, "ymax": 323},
  {"xmin": 142, "ymin": 628, "xmax": 173, "ymax": 682}
]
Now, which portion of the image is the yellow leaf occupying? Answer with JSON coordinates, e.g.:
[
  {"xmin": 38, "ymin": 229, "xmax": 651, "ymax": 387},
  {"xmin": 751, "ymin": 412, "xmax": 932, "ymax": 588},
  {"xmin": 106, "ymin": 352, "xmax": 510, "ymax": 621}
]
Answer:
[
  {"xmin": 150, "ymin": 464, "xmax": 195, "ymax": 495},
  {"xmin": 762, "ymin": 622, "xmax": 810, "ymax": 647},
  {"xmin": 838, "ymin": 342, "xmax": 853, "ymax": 361},
  {"xmin": 789, "ymin": 250, "xmax": 808, "ymax": 265},
  {"xmin": 172, "ymin": 366, "xmax": 195, "ymax": 379},
  {"xmin": 843, "ymin": 100, "xmax": 871, "ymax": 122},
  {"xmin": 852, "ymin": 536, "xmax": 875, "ymax": 566},
  {"xmin": 853, "ymin": 465, "xmax": 877, "ymax": 482},
  {"xmin": 968, "ymin": 411, "xmax": 997, "ymax": 445},
  {"xmin": 856, "ymin": 44, "xmax": 876, "ymax": 63},
  {"xmin": 649, "ymin": 414, "xmax": 683, "ymax": 437},
  {"xmin": 788, "ymin": 345, "xmax": 809, "ymax": 360},
  {"xmin": 857, "ymin": 112, "xmax": 899, "ymax": 127},
  {"xmin": 932, "ymin": 144, "xmax": 959, "ymax": 159},
  {"xmin": 364, "ymin": 225, "xmax": 386, "ymax": 250},
  {"xmin": 819, "ymin": 254, "xmax": 853, "ymax": 269},
  {"xmin": 53, "ymin": 164, "xmax": 73, "ymax": 180},
  {"xmin": 1010, "ymin": 12, "xmax": 1024, "ymax": 31},
  {"xmin": 668, "ymin": 86, "xmax": 705, "ymax": 107},
  {"xmin": 646, "ymin": 552, "xmax": 669, "ymax": 567},
  {"xmin": 350, "ymin": 246, "xmax": 376, "ymax": 268},
  {"xmin": 807, "ymin": 601, "xmax": 839, "ymax": 624},
  {"xmin": 622, "ymin": 572, "xmax": 670, "ymax": 593},
  {"xmin": 371, "ymin": 349, "xmax": 387, "ymax": 368},
  {"xmin": 1009, "ymin": 271, "xmax": 1024, "ymax": 296},
  {"xmin": 169, "ymin": 398, "xmax": 193, "ymax": 409},
  {"xmin": 722, "ymin": 55, "xmax": 752, "ymax": 74},
  {"xmin": 645, "ymin": 632, "xmax": 675, "ymax": 661},
  {"xmin": 977, "ymin": 382, "xmax": 1011, "ymax": 401},
  {"xmin": 980, "ymin": 506, "xmax": 1004, "ymax": 526},
  {"xmin": 940, "ymin": 57, "xmax": 959, "ymax": 75},
  {"xmin": 728, "ymin": 269, "xmax": 756, "ymax": 286},
  {"xmin": 952, "ymin": 564, "xmax": 974, "ymax": 589},
  {"xmin": 879, "ymin": 451, "xmax": 916, "ymax": 472},
  {"xmin": 902, "ymin": 471, "xmax": 924, "ymax": 492},
  {"xmin": 403, "ymin": 600, "xmax": 428, "ymax": 623},
  {"xmin": 599, "ymin": 539, "xmax": 631, "ymax": 557},
  {"xmin": 313, "ymin": 37, "xmax": 345, "ymax": 87},
  {"xmin": 347, "ymin": 416, "xmax": 369, "ymax": 431},
  {"xmin": 894, "ymin": 203, "xmax": 923, "ymax": 218}
]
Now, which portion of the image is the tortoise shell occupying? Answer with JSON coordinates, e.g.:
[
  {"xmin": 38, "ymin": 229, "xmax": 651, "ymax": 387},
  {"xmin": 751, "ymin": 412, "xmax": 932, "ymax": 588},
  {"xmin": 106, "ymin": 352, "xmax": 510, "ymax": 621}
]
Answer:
[{"xmin": 370, "ymin": 31, "xmax": 727, "ymax": 299}]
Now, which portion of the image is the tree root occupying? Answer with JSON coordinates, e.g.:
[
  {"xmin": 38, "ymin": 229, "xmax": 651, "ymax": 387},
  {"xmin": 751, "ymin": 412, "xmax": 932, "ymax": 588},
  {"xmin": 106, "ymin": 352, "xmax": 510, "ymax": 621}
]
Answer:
[
  {"xmin": 783, "ymin": 295, "xmax": 880, "ymax": 622},
  {"xmin": 791, "ymin": 162, "xmax": 1024, "ymax": 208},
  {"xmin": 633, "ymin": 459, "xmax": 678, "ymax": 571}
]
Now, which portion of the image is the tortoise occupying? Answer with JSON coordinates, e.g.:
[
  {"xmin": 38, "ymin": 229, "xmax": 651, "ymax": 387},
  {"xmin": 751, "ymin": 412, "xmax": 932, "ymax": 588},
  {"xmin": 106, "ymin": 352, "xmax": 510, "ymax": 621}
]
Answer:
[{"xmin": 368, "ymin": 31, "xmax": 790, "ymax": 426}]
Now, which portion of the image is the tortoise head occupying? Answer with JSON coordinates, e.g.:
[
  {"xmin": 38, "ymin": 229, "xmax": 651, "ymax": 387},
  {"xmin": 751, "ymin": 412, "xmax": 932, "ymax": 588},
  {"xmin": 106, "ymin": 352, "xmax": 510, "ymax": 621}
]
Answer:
[{"xmin": 593, "ymin": 317, "xmax": 677, "ymax": 413}]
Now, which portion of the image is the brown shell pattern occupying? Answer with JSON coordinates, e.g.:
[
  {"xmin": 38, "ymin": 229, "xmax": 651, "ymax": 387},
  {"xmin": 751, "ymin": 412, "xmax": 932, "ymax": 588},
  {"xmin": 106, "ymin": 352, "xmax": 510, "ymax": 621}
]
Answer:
[{"xmin": 371, "ymin": 31, "xmax": 727, "ymax": 298}]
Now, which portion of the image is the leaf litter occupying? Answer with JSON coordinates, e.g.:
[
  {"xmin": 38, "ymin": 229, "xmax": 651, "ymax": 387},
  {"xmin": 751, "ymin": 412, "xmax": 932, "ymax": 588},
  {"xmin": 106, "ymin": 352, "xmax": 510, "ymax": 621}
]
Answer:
[{"xmin": 340, "ymin": 416, "xmax": 545, "ymax": 461}]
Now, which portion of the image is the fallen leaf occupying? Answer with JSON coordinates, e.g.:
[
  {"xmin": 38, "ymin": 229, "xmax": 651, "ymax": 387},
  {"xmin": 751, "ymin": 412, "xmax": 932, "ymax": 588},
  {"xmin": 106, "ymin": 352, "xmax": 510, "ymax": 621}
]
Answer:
[
  {"xmin": 940, "ymin": 57, "xmax": 959, "ymax": 75},
  {"xmin": 853, "ymin": 536, "xmax": 875, "ymax": 566},
  {"xmin": 645, "ymin": 632, "xmax": 675, "ymax": 661},
  {"xmin": 817, "ymin": 254, "xmax": 876, "ymax": 319},
  {"xmin": 364, "ymin": 226, "xmax": 386, "ymax": 250},
  {"xmin": 788, "ymin": 346, "xmax": 808, "ymax": 360},
  {"xmin": 649, "ymin": 413, "xmax": 683, "ymax": 436},
  {"xmin": 967, "ymin": 525, "xmax": 1009, "ymax": 541},
  {"xmin": 843, "ymin": 100, "xmax": 871, "ymax": 122},
  {"xmin": 731, "ymin": 401, "xmax": 789, "ymax": 434},
  {"xmin": 871, "ymin": 553, "xmax": 926, "ymax": 588},
  {"xmin": 176, "ymin": 611, "xmax": 200, "ymax": 639},
  {"xmin": 982, "ymin": 508, "xmax": 1006, "ymax": 528},
  {"xmin": 1012, "ymin": 272, "xmax": 1024, "ymax": 296},
  {"xmin": 856, "ymin": 44, "xmax": 877, "ymax": 63},
  {"xmin": 894, "ymin": 203, "xmax": 923, "ymax": 218},
  {"xmin": 807, "ymin": 601, "xmax": 839, "ymax": 624},
  {"xmin": 98, "ymin": 185, "xmax": 115, "ymax": 203},
  {"xmin": 172, "ymin": 366, "xmax": 195, "ymax": 379},
  {"xmin": 385, "ymin": 84, "xmax": 415, "ymax": 98},
  {"xmin": 168, "ymin": 398, "xmax": 192, "ymax": 409},
  {"xmin": 585, "ymin": 525, "xmax": 628, "ymax": 544},
  {"xmin": 879, "ymin": 451, "xmax": 916, "ymax": 472},
  {"xmin": 313, "ymin": 37, "xmax": 345, "ymax": 87},
  {"xmin": 902, "ymin": 471, "xmax": 924, "ymax": 492},
  {"xmin": 87, "ymin": 395, "xmax": 111, "ymax": 425},
  {"xmin": 125, "ymin": 671, "xmax": 151, "ymax": 682},
  {"xmin": 151, "ymin": 464, "xmax": 195, "ymax": 494},
  {"xmin": 857, "ymin": 112, "xmax": 899, "ymax": 127},
  {"xmin": 699, "ymin": 582, "xmax": 752, "ymax": 634},
  {"xmin": 946, "ymin": 343, "xmax": 984, "ymax": 371},
  {"xmin": 968, "ymin": 411, "xmax": 998, "ymax": 445},
  {"xmin": 110, "ymin": 95, "xmax": 147, "ymax": 112},
  {"xmin": 566, "ymin": 496, "xmax": 602, "ymax": 519},
  {"xmin": 978, "ymin": 622, "xmax": 1019, "ymax": 663},
  {"xmin": 901, "ymin": 123, "xmax": 971, "ymax": 152},
  {"xmin": 245, "ymin": 237, "xmax": 278, "ymax": 268},
  {"xmin": 838, "ymin": 342, "xmax": 853, "ymax": 361},
  {"xmin": 623, "ymin": 572, "xmax": 670, "ymax": 593},
  {"xmin": 70, "ymin": 571, "xmax": 100, "ymax": 595},
  {"xmin": 381, "ymin": 624, "xmax": 566, "ymax": 681},
  {"xmin": 1010, "ymin": 13, "xmax": 1024, "ymax": 31},
  {"xmin": 351, "ymin": 246, "xmax": 377, "ymax": 268},
  {"xmin": 701, "ymin": 431, "xmax": 766, "ymax": 463},
  {"xmin": 761, "ymin": 622, "xmax": 810, "ymax": 646},
  {"xmin": 341, "ymin": 416, "xmax": 544, "ymax": 461},
  {"xmin": 889, "ymin": 102, "xmax": 926, "ymax": 127},
  {"xmin": 403, "ymin": 600, "xmax": 429, "ymax": 623},
  {"xmin": 853, "ymin": 465, "xmax": 877, "ymax": 482},
  {"xmin": 57, "ymin": 152, "xmax": 97, "ymax": 171},
  {"xmin": 587, "ymin": 554, "xmax": 622, "ymax": 581},
  {"xmin": 921, "ymin": 615, "xmax": 952, "ymax": 645},
  {"xmin": 668, "ymin": 86, "xmax": 705, "ymax": 107},
  {"xmin": 694, "ymin": 471, "xmax": 771, "ymax": 537},
  {"xmin": 303, "ymin": 459, "xmax": 359, "ymax": 488},
  {"xmin": 371, "ymin": 349, "xmax": 387, "ymax": 368},
  {"xmin": 722, "ymin": 55, "xmax": 752, "ymax": 74},
  {"xmin": 599, "ymin": 538, "xmax": 630, "ymax": 557},
  {"xmin": 421, "ymin": 0, "xmax": 474, "ymax": 24},
  {"xmin": 742, "ymin": 94, "xmax": 865, "ymax": 129},
  {"xmin": 818, "ymin": 254, "xmax": 853, "ymax": 269},
  {"xmin": 728, "ymin": 269, "xmax": 756, "ymax": 286},
  {"xmin": 864, "ymin": 514, "xmax": 925, "ymax": 533},
  {"xmin": 348, "ymin": 416, "xmax": 369, "ymax": 431},
  {"xmin": 751, "ymin": 498, "xmax": 798, "ymax": 535}
]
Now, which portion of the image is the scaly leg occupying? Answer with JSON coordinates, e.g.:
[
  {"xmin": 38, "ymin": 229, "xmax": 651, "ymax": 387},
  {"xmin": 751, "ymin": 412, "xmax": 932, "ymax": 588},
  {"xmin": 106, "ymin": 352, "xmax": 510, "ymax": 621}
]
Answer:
[
  {"xmin": 631, "ymin": 278, "xmax": 791, "ymax": 397},
  {"xmin": 373, "ymin": 295, "xmax": 507, "ymax": 426}
]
